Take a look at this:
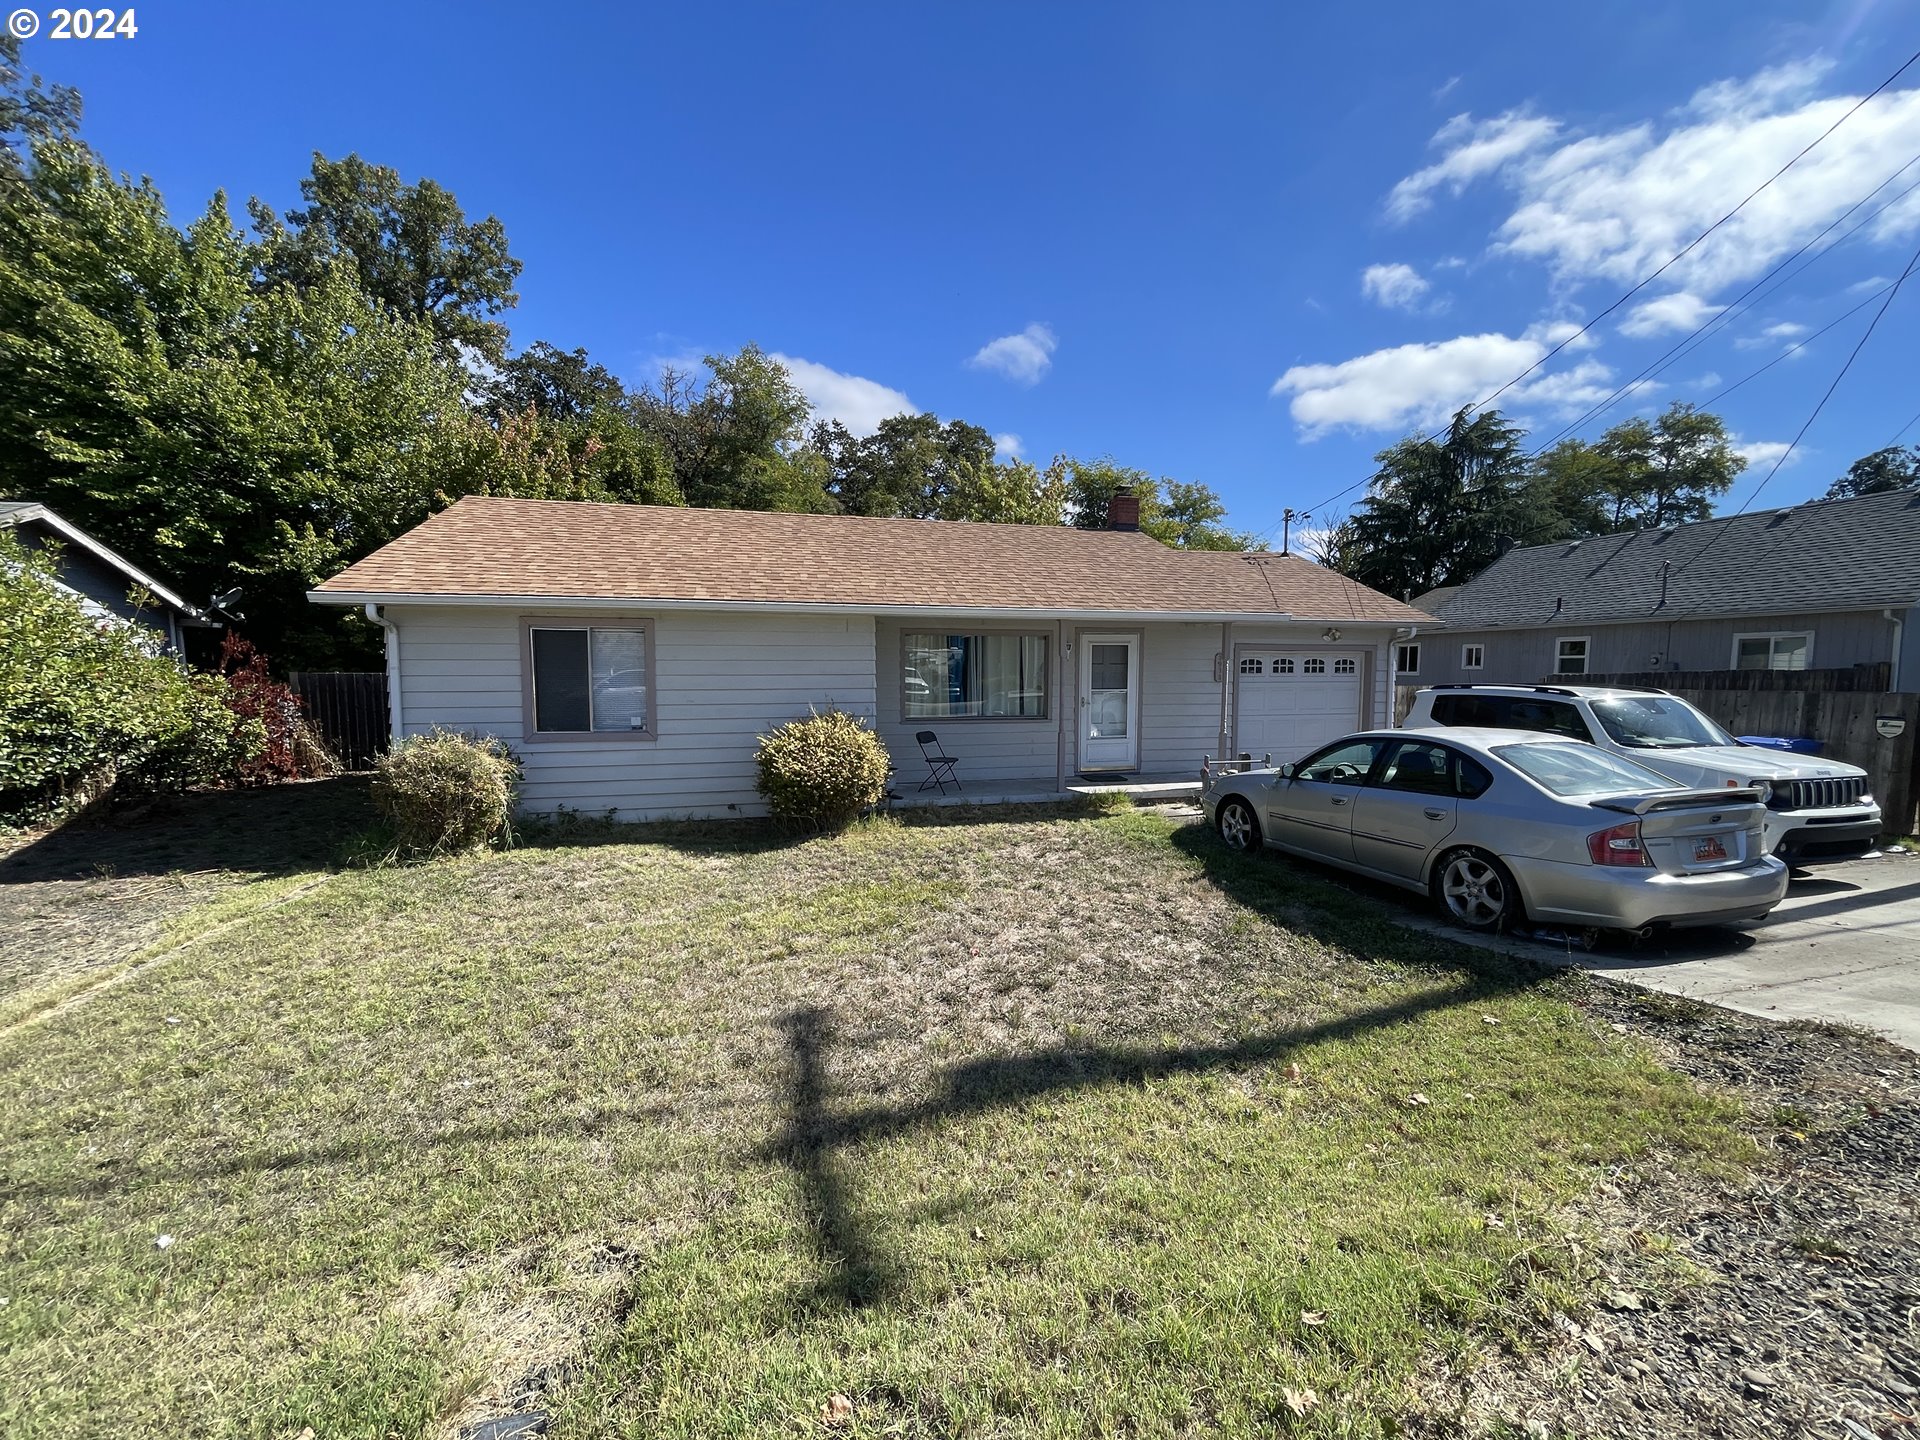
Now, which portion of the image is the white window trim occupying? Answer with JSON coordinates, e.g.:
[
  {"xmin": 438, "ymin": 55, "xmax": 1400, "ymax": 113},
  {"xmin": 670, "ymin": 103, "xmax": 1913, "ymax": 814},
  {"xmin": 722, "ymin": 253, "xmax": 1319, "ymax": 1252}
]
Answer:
[
  {"xmin": 1394, "ymin": 642, "xmax": 1421, "ymax": 676},
  {"xmin": 1555, "ymin": 635, "xmax": 1590, "ymax": 675},
  {"xmin": 1730, "ymin": 630, "xmax": 1814, "ymax": 670},
  {"xmin": 1460, "ymin": 643, "xmax": 1484, "ymax": 671}
]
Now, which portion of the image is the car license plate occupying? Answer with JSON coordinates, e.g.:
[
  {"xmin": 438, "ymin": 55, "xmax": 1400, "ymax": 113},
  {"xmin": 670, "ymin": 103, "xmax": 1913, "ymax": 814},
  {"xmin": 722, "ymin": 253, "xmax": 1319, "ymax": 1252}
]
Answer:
[{"xmin": 1694, "ymin": 837, "xmax": 1728, "ymax": 862}]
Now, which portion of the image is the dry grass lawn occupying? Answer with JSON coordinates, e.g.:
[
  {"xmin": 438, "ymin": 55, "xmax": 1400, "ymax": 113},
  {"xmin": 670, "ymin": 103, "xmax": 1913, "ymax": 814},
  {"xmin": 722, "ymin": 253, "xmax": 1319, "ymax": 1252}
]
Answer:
[{"xmin": 0, "ymin": 786, "xmax": 1748, "ymax": 1438}]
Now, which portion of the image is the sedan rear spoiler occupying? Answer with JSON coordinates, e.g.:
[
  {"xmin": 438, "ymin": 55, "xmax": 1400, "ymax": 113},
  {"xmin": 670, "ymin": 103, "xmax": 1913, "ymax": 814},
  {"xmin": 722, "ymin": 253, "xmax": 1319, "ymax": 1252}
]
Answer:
[{"xmin": 1590, "ymin": 786, "xmax": 1764, "ymax": 816}]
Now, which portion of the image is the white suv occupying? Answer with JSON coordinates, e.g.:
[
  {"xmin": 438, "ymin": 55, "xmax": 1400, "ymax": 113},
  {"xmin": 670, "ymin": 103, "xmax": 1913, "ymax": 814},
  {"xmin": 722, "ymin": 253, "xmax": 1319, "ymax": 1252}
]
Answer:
[{"xmin": 1402, "ymin": 685, "xmax": 1883, "ymax": 864}]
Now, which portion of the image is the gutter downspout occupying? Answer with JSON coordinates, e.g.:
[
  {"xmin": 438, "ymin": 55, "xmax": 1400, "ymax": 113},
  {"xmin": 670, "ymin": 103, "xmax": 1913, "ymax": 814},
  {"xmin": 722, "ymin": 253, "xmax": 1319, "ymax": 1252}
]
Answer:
[
  {"xmin": 365, "ymin": 603, "xmax": 403, "ymax": 742},
  {"xmin": 1886, "ymin": 609, "xmax": 1905, "ymax": 693},
  {"xmin": 1219, "ymin": 622, "xmax": 1232, "ymax": 757},
  {"xmin": 1055, "ymin": 619, "xmax": 1067, "ymax": 794}
]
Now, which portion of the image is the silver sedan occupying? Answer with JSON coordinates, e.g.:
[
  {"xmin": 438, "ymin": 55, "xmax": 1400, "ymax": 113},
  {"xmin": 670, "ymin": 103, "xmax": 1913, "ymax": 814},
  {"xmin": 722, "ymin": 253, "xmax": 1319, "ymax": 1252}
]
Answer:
[{"xmin": 1200, "ymin": 727, "xmax": 1789, "ymax": 936}]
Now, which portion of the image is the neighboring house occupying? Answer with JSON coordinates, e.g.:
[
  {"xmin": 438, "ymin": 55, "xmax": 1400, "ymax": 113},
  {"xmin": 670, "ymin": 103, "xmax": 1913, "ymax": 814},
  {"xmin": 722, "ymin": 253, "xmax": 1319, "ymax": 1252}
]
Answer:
[
  {"xmin": 1405, "ymin": 487, "xmax": 1920, "ymax": 692},
  {"xmin": 1, "ymin": 500, "xmax": 213, "ymax": 654},
  {"xmin": 309, "ymin": 495, "xmax": 1427, "ymax": 818}
]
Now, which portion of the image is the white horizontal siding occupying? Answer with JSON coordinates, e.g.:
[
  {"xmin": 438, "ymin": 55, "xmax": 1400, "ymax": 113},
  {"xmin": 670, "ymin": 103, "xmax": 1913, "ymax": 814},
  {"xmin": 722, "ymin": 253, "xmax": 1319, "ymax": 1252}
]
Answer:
[
  {"xmin": 387, "ymin": 605, "xmax": 877, "ymax": 820},
  {"xmin": 1138, "ymin": 623, "xmax": 1225, "ymax": 775}
]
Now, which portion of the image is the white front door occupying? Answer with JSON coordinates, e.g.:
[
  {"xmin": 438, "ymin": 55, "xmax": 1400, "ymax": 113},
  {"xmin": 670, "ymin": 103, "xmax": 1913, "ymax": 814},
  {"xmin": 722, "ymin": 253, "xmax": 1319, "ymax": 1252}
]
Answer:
[{"xmin": 1079, "ymin": 633, "xmax": 1140, "ymax": 771}]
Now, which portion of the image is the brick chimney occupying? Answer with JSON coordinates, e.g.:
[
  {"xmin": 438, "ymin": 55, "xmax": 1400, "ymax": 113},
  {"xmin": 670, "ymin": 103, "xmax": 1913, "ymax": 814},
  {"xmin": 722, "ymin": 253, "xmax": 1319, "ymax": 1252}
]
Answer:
[{"xmin": 1105, "ymin": 493, "xmax": 1141, "ymax": 531}]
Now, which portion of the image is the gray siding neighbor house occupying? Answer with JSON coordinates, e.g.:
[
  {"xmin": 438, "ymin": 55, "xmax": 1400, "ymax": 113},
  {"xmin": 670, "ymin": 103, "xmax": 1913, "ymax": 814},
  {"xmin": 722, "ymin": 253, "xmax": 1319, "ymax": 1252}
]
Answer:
[
  {"xmin": 1405, "ymin": 487, "xmax": 1920, "ymax": 692},
  {"xmin": 1, "ymin": 500, "xmax": 212, "ymax": 654}
]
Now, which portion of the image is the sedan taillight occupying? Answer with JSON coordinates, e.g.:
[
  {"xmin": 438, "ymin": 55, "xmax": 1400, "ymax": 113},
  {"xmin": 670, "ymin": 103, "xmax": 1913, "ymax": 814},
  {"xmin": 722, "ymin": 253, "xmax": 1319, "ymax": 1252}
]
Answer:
[{"xmin": 1587, "ymin": 820, "xmax": 1651, "ymax": 867}]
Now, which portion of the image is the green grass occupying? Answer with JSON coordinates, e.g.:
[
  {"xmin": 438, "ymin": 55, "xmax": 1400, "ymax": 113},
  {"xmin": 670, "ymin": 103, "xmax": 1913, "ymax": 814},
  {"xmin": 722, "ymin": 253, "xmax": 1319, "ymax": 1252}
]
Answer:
[{"xmin": 0, "ymin": 790, "xmax": 1749, "ymax": 1439}]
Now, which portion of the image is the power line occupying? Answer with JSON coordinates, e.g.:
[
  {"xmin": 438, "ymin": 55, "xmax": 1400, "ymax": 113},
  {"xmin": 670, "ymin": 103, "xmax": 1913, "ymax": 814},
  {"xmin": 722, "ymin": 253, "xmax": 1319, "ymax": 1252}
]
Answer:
[
  {"xmin": 1891, "ymin": 405, "xmax": 1920, "ymax": 445},
  {"xmin": 1666, "ymin": 231, "xmax": 1920, "ymax": 587},
  {"xmin": 1264, "ymin": 44, "xmax": 1920, "ymax": 544},
  {"xmin": 1525, "ymin": 153, "xmax": 1920, "ymax": 457}
]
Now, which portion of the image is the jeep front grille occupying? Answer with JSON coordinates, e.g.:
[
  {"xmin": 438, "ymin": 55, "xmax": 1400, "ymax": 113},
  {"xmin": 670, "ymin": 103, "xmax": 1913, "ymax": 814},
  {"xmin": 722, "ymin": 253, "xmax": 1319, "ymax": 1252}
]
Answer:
[{"xmin": 1775, "ymin": 776, "xmax": 1867, "ymax": 811}]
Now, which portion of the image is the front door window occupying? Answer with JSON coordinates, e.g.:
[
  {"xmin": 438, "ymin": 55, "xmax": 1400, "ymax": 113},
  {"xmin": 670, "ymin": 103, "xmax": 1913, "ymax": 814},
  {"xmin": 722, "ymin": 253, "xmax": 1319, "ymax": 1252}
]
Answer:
[{"xmin": 1088, "ymin": 643, "xmax": 1130, "ymax": 737}]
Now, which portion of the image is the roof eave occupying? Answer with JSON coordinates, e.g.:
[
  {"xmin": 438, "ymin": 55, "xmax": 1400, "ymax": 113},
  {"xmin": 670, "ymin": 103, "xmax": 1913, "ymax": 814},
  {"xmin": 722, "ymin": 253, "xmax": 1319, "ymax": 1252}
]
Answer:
[
  {"xmin": 311, "ymin": 589, "xmax": 1410, "ymax": 625},
  {"xmin": 6, "ymin": 504, "xmax": 209, "ymax": 620}
]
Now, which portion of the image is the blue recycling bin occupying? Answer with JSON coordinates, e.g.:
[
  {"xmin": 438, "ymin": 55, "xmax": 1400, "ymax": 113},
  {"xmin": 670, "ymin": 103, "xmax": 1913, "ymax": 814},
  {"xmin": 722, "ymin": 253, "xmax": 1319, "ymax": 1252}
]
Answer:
[{"xmin": 1737, "ymin": 735, "xmax": 1823, "ymax": 755}]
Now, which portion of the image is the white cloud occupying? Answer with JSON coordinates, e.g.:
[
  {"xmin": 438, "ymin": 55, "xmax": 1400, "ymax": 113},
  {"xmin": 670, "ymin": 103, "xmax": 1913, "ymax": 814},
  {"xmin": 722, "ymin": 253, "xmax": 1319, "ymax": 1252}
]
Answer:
[
  {"xmin": 1387, "ymin": 111, "xmax": 1562, "ymax": 222},
  {"xmin": 1690, "ymin": 371, "xmax": 1723, "ymax": 389},
  {"xmin": 993, "ymin": 432, "xmax": 1023, "ymax": 460},
  {"xmin": 1384, "ymin": 60, "xmax": 1920, "ymax": 293},
  {"xmin": 1270, "ymin": 330, "xmax": 1616, "ymax": 435},
  {"xmin": 1618, "ymin": 290, "xmax": 1725, "ymax": 338},
  {"xmin": 1846, "ymin": 274, "xmax": 1892, "ymax": 293},
  {"xmin": 1734, "ymin": 320, "xmax": 1811, "ymax": 349},
  {"xmin": 1433, "ymin": 76, "xmax": 1462, "ymax": 104},
  {"xmin": 768, "ymin": 353, "xmax": 916, "ymax": 437},
  {"xmin": 1734, "ymin": 438, "xmax": 1799, "ymax": 470},
  {"xmin": 1522, "ymin": 317, "xmax": 1599, "ymax": 350},
  {"xmin": 1360, "ymin": 262, "xmax": 1431, "ymax": 310},
  {"xmin": 967, "ymin": 323, "xmax": 1058, "ymax": 384}
]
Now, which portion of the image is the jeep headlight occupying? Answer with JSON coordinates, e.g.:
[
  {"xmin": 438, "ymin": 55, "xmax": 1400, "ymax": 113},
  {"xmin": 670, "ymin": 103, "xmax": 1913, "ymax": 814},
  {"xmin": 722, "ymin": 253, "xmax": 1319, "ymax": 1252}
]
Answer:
[{"xmin": 1749, "ymin": 779, "xmax": 1773, "ymax": 804}]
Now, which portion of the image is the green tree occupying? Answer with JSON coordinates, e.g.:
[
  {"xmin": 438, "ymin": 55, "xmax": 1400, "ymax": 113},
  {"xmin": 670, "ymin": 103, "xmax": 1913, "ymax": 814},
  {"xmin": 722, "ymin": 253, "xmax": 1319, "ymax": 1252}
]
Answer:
[
  {"xmin": 482, "ymin": 340, "xmax": 630, "ymax": 423},
  {"xmin": 1330, "ymin": 409, "xmax": 1566, "ymax": 598},
  {"xmin": 631, "ymin": 346, "xmax": 831, "ymax": 512},
  {"xmin": 1058, "ymin": 458, "xmax": 1250, "ymax": 549},
  {"xmin": 1825, "ymin": 445, "xmax": 1920, "ymax": 499},
  {"xmin": 813, "ymin": 412, "xmax": 999, "ymax": 517},
  {"xmin": 1, "ymin": 34, "xmax": 81, "ymax": 169},
  {"xmin": 250, "ymin": 152, "xmax": 523, "ymax": 362},
  {"xmin": 937, "ymin": 457, "xmax": 1071, "ymax": 525},
  {"xmin": 1587, "ymin": 403, "xmax": 1744, "ymax": 530}
]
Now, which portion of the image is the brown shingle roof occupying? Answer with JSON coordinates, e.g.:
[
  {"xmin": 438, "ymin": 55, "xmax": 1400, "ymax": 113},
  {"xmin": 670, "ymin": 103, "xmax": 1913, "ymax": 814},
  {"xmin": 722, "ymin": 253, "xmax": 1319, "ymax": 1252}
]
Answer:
[{"xmin": 311, "ymin": 496, "xmax": 1427, "ymax": 623}]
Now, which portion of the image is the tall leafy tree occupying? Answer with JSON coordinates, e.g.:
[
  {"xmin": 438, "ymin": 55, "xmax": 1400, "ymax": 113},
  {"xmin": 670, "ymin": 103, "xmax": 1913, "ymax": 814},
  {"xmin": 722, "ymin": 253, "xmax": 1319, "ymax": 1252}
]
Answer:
[
  {"xmin": 630, "ymin": 345, "xmax": 830, "ymax": 511},
  {"xmin": 482, "ymin": 340, "xmax": 629, "ymax": 423},
  {"xmin": 1587, "ymin": 402, "xmax": 1744, "ymax": 530},
  {"xmin": 1329, "ymin": 409, "xmax": 1566, "ymax": 598},
  {"xmin": 813, "ymin": 412, "xmax": 999, "ymax": 517},
  {"xmin": 1059, "ymin": 458, "xmax": 1251, "ymax": 549},
  {"xmin": 937, "ymin": 457, "xmax": 1070, "ymax": 525},
  {"xmin": 1825, "ymin": 444, "xmax": 1920, "ymax": 498},
  {"xmin": 249, "ymin": 152, "xmax": 523, "ymax": 362}
]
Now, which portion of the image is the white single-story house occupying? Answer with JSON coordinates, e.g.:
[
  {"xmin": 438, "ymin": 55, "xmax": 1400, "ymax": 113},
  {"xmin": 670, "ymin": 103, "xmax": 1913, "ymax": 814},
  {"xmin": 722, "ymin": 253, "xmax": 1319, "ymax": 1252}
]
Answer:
[{"xmin": 309, "ymin": 495, "xmax": 1428, "ymax": 818}]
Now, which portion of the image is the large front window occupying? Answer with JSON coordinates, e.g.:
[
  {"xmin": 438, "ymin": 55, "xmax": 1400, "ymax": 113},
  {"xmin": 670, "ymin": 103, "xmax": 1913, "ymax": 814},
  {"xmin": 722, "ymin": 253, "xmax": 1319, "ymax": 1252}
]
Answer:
[
  {"xmin": 529, "ymin": 624, "xmax": 651, "ymax": 734},
  {"xmin": 904, "ymin": 632, "xmax": 1049, "ymax": 718}
]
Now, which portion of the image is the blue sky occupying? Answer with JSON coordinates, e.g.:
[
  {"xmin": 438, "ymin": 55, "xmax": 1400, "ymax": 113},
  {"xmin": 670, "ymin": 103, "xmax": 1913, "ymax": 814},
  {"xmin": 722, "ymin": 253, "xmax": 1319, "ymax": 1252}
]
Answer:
[{"xmin": 30, "ymin": 0, "xmax": 1920, "ymax": 544}]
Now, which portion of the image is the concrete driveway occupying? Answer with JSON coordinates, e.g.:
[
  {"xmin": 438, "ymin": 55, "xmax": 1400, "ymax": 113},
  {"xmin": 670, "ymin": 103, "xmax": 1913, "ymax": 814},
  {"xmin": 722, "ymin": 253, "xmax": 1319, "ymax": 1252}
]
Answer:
[{"xmin": 1433, "ymin": 850, "xmax": 1920, "ymax": 1050}]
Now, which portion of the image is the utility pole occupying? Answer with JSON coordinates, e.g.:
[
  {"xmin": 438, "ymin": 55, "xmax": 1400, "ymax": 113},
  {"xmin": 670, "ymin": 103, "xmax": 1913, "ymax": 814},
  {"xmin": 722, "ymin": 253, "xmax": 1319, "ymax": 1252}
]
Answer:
[{"xmin": 1280, "ymin": 508, "xmax": 1309, "ymax": 556}]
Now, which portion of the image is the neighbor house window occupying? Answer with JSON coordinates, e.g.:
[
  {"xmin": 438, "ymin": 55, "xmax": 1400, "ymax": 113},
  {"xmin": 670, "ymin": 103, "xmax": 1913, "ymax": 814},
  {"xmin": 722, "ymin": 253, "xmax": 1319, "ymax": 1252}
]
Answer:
[
  {"xmin": 1732, "ymin": 632, "xmax": 1811, "ymax": 671},
  {"xmin": 905, "ymin": 632, "xmax": 1048, "ymax": 718},
  {"xmin": 527, "ymin": 623, "xmax": 653, "ymax": 736},
  {"xmin": 1461, "ymin": 643, "xmax": 1485, "ymax": 671},
  {"xmin": 1395, "ymin": 643, "xmax": 1421, "ymax": 675},
  {"xmin": 1555, "ymin": 637, "xmax": 1589, "ymax": 675}
]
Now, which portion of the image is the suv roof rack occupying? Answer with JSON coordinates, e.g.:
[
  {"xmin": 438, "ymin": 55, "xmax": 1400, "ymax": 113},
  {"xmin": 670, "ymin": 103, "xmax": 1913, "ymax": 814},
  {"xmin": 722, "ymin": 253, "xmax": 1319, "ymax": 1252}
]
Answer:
[{"xmin": 1423, "ymin": 682, "xmax": 1674, "ymax": 698}]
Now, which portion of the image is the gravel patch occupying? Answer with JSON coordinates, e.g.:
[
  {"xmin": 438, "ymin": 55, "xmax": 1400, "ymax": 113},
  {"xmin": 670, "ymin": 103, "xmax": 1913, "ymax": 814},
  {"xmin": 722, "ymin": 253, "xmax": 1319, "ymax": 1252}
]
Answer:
[{"xmin": 1414, "ymin": 982, "xmax": 1920, "ymax": 1439}]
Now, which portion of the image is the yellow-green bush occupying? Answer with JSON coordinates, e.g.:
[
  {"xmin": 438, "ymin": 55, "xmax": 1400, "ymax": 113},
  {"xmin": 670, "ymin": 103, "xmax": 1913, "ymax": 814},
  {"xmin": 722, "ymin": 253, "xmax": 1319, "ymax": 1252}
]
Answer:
[
  {"xmin": 754, "ymin": 708, "xmax": 891, "ymax": 829},
  {"xmin": 370, "ymin": 730, "xmax": 520, "ymax": 857}
]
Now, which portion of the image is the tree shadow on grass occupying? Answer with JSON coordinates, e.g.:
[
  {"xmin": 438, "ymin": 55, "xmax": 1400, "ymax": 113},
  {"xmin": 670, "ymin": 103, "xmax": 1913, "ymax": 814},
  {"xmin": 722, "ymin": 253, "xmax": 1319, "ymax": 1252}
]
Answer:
[{"xmin": 0, "ymin": 777, "xmax": 375, "ymax": 884}]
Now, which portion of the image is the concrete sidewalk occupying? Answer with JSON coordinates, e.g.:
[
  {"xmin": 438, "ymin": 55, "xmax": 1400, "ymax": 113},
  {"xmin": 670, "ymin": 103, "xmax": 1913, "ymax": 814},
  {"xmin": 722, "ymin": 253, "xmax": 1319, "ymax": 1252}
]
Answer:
[{"xmin": 1413, "ymin": 850, "xmax": 1920, "ymax": 1051}]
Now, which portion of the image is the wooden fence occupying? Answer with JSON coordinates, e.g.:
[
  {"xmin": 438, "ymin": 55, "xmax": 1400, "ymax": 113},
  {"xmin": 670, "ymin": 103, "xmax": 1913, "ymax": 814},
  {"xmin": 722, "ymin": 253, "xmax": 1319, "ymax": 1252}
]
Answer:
[{"xmin": 289, "ymin": 671, "xmax": 391, "ymax": 771}]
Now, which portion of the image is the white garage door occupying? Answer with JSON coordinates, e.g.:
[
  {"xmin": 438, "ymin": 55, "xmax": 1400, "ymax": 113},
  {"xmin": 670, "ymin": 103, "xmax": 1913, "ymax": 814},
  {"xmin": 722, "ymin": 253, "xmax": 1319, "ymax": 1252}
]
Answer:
[{"xmin": 1234, "ymin": 652, "xmax": 1364, "ymax": 763}]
